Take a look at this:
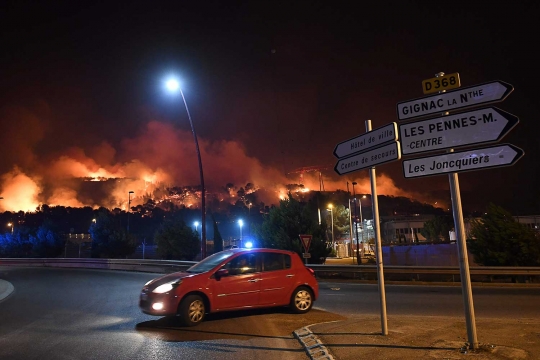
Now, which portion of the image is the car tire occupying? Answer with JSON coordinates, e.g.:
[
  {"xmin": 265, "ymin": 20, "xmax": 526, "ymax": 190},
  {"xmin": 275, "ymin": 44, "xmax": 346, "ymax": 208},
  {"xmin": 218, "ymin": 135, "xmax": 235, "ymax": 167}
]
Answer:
[
  {"xmin": 289, "ymin": 286, "xmax": 313, "ymax": 314},
  {"xmin": 179, "ymin": 295, "xmax": 206, "ymax": 326}
]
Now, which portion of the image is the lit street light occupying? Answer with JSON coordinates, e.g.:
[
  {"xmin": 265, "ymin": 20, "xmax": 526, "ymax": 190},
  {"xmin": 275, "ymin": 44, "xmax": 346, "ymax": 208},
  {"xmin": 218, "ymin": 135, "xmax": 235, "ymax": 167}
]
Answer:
[
  {"xmin": 327, "ymin": 204, "xmax": 334, "ymax": 248},
  {"xmin": 7, "ymin": 222, "xmax": 13, "ymax": 234},
  {"xmin": 238, "ymin": 219, "xmax": 244, "ymax": 248},
  {"xmin": 127, "ymin": 191, "xmax": 134, "ymax": 233},
  {"xmin": 165, "ymin": 76, "xmax": 207, "ymax": 258}
]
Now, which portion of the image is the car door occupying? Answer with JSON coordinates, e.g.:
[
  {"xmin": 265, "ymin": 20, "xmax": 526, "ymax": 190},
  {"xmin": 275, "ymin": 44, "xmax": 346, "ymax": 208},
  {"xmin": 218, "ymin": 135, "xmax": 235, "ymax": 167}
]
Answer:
[
  {"xmin": 211, "ymin": 253, "xmax": 262, "ymax": 310},
  {"xmin": 258, "ymin": 252, "xmax": 296, "ymax": 306}
]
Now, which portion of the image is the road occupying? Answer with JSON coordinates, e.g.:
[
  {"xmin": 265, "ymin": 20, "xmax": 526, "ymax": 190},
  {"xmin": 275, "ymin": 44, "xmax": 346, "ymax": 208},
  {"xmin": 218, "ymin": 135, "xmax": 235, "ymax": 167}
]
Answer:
[{"xmin": 1, "ymin": 267, "xmax": 539, "ymax": 360}]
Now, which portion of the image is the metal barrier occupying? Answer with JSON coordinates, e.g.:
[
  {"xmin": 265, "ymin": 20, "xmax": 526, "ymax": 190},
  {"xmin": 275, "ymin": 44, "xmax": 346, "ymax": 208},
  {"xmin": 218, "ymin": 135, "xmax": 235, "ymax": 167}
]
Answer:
[{"xmin": 1, "ymin": 258, "xmax": 539, "ymax": 283}]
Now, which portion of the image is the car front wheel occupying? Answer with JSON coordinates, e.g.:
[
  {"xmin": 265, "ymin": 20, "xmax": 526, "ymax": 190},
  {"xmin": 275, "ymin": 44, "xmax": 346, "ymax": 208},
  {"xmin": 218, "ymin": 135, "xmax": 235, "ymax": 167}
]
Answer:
[
  {"xmin": 290, "ymin": 286, "xmax": 313, "ymax": 314},
  {"xmin": 179, "ymin": 295, "xmax": 206, "ymax": 326}
]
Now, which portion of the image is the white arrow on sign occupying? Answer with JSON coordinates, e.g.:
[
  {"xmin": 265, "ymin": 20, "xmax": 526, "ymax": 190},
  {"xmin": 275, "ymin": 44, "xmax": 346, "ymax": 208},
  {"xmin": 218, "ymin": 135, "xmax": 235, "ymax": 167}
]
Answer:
[
  {"xmin": 333, "ymin": 123, "xmax": 398, "ymax": 158},
  {"xmin": 399, "ymin": 107, "xmax": 519, "ymax": 155},
  {"xmin": 335, "ymin": 142, "xmax": 401, "ymax": 175},
  {"xmin": 396, "ymin": 81, "xmax": 513, "ymax": 121},
  {"xmin": 402, "ymin": 144, "xmax": 524, "ymax": 178}
]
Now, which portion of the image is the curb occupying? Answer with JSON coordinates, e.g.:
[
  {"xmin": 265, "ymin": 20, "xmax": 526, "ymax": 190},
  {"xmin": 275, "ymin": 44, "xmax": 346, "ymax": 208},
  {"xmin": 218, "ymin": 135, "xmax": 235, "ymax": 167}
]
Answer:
[
  {"xmin": 0, "ymin": 279, "xmax": 14, "ymax": 302},
  {"xmin": 294, "ymin": 322, "xmax": 338, "ymax": 360}
]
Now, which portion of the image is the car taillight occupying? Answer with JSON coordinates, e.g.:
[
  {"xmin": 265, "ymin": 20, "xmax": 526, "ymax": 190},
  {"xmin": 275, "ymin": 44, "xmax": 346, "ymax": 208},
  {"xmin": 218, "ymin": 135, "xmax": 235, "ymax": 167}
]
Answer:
[{"xmin": 306, "ymin": 267, "xmax": 316, "ymax": 277}]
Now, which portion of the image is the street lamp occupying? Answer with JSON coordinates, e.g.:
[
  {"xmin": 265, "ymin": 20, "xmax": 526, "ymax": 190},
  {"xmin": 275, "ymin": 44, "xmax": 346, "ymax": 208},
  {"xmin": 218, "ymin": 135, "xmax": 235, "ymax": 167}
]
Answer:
[
  {"xmin": 327, "ymin": 204, "xmax": 334, "ymax": 248},
  {"xmin": 127, "ymin": 191, "xmax": 134, "ymax": 233},
  {"xmin": 238, "ymin": 219, "xmax": 244, "ymax": 248},
  {"xmin": 165, "ymin": 76, "xmax": 207, "ymax": 259},
  {"xmin": 7, "ymin": 222, "xmax": 13, "ymax": 234},
  {"xmin": 352, "ymin": 182, "xmax": 362, "ymax": 264}
]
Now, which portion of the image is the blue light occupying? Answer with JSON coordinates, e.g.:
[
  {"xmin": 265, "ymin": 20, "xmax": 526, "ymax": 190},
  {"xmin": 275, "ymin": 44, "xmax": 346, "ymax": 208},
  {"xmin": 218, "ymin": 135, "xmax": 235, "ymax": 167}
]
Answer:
[
  {"xmin": 165, "ymin": 77, "xmax": 180, "ymax": 92},
  {"xmin": 244, "ymin": 241, "xmax": 253, "ymax": 248}
]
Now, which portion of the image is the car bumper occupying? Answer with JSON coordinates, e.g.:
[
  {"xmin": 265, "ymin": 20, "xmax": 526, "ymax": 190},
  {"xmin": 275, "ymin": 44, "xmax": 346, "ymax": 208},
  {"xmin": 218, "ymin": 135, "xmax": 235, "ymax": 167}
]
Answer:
[{"xmin": 139, "ymin": 293, "xmax": 178, "ymax": 316}]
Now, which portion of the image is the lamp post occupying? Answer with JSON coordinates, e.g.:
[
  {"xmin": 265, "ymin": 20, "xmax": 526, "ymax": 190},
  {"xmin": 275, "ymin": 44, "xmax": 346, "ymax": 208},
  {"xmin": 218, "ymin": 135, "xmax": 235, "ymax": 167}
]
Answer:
[
  {"xmin": 327, "ymin": 204, "xmax": 334, "ymax": 248},
  {"xmin": 7, "ymin": 222, "xmax": 13, "ymax": 234},
  {"xmin": 165, "ymin": 77, "xmax": 207, "ymax": 259},
  {"xmin": 127, "ymin": 191, "xmax": 134, "ymax": 233},
  {"xmin": 351, "ymin": 182, "xmax": 361, "ymax": 264},
  {"xmin": 358, "ymin": 195, "xmax": 366, "ymax": 255},
  {"xmin": 238, "ymin": 219, "xmax": 243, "ymax": 248}
]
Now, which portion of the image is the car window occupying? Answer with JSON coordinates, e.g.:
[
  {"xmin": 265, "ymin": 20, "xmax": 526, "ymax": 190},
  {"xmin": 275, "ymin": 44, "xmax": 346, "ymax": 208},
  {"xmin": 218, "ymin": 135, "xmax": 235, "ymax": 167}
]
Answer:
[
  {"xmin": 222, "ymin": 253, "xmax": 259, "ymax": 275},
  {"xmin": 263, "ymin": 253, "xmax": 282, "ymax": 271},
  {"xmin": 263, "ymin": 253, "xmax": 288, "ymax": 271},
  {"xmin": 284, "ymin": 254, "xmax": 291, "ymax": 269}
]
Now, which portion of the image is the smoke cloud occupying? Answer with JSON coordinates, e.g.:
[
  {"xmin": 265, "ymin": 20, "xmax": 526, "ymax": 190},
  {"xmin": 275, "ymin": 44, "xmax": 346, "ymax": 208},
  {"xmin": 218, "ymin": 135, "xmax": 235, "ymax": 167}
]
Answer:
[{"xmin": 0, "ymin": 106, "xmax": 437, "ymax": 212}]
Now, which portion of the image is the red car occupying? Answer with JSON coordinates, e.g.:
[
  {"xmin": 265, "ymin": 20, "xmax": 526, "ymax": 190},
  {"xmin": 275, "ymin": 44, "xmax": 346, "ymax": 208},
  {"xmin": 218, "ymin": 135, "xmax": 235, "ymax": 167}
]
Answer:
[{"xmin": 139, "ymin": 248, "xmax": 319, "ymax": 326}]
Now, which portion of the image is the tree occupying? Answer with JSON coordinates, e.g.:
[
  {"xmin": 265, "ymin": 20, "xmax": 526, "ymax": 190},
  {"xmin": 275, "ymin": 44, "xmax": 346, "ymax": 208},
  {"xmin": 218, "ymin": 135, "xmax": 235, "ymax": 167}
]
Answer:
[
  {"xmin": 254, "ymin": 193, "xmax": 331, "ymax": 263},
  {"xmin": 420, "ymin": 216, "xmax": 453, "ymax": 242},
  {"xmin": 89, "ymin": 211, "xmax": 137, "ymax": 258},
  {"xmin": 154, "ymin": 217, "xmax": 200, "ymax": 260},
  {"xmin": 30, "ymin": 220, "xmax": 64, "ymax": 257},
  {"xmin": 211, "ymin": 213, "xmax": 223, "ymax": 253},
  {"xmin": 468, "ymin": 203, "xmax": 540, "ymax": 266}
]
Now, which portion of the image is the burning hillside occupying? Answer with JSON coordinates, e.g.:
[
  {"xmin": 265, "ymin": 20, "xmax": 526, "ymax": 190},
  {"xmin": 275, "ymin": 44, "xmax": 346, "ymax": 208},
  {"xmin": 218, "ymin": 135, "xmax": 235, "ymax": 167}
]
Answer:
[{"xmin": 0, "ymin": 113, "xmax": 437, "ymax": 212}]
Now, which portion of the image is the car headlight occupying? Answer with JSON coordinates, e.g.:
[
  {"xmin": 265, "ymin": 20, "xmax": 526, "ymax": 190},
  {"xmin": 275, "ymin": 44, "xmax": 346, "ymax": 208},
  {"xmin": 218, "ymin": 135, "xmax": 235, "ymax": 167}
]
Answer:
[{"xmin": 152, "ymin": 280, "xmax": 182, "ymax": 294}]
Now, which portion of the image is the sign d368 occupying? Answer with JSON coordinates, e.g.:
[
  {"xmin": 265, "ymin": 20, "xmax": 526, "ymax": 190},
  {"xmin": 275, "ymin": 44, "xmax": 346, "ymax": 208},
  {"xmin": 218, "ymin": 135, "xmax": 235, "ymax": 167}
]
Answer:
[{"xmin": 422, "ymin": 72, "xmax": 461, "ymax": 94}]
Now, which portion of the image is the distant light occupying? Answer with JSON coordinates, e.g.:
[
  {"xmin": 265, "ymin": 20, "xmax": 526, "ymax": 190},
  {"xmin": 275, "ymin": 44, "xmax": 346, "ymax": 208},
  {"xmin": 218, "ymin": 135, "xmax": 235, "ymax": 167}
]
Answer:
[
  {"xmin": 194, "ymin": 221, "xmax": 199, "ymax": 227},
  {"xmin": 244, "ymin": 241, "xmax": 253, "ymax": 248},
  {"xmin": 165, "ymin": 78, "xmax": 180, "ymax": 92},
  {"xmin": 238, "ymin": 219, "xmax": 244, "ymax": 227}
]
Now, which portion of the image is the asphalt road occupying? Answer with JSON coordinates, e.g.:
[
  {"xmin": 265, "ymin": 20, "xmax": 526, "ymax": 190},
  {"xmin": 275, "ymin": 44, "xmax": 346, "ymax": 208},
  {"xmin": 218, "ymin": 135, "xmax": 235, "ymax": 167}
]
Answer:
[
  {"xmin": 1, "ymin": 267, "xmax": 539, "ymax": 360},
  {"xmin": 317, "ymin": 281, "xmax": 540, "ymax": 318}
]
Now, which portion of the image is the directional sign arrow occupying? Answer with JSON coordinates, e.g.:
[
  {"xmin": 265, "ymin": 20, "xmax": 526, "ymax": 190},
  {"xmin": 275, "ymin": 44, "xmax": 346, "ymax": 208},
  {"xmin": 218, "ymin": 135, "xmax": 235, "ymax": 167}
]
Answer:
[
  {"xmin": 397, "ymin": 81, "xmax": 514, "ymax": 121},
  {"xmin": 335, "ymin": 142, "xmax": 401, "ymax": 175},
  {"xmin": 402, "ymin": 144, "xmax": 524, "ymax": 178},
  {"xmin": 399, "ymin": 107, "xmax": 519, "ymax": 155},
  {"xmin": 333, "ymin": 123, "xmax": 398, "ymax": 158}
]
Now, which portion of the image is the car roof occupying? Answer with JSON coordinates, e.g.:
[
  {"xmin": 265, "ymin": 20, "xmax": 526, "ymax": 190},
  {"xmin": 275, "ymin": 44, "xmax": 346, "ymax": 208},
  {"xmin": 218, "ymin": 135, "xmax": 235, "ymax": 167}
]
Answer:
[{"xmin": 229, "ymin": 247, "xmax": 296, "ymax": 255}]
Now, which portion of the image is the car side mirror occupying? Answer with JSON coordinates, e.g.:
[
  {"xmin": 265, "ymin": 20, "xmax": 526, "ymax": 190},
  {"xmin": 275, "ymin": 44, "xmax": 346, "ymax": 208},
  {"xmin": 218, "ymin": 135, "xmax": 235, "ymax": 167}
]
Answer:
[{"xmin": 215, "ymin": 268, "xmax": 229, "ymax": 281}]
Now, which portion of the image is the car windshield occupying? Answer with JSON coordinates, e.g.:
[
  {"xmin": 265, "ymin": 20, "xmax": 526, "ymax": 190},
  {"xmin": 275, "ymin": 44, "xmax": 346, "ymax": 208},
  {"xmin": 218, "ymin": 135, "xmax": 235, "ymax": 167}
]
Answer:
[{"xmin": 186, "ymin": 251, "xmax": 235, "ymax": 273}]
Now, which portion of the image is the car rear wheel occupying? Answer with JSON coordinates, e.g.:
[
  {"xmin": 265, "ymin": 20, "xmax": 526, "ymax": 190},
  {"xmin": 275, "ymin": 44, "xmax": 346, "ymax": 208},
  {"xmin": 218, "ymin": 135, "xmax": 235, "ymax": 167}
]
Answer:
[
  {"xmin": 290, "ymin": 286, "xmax": 313, "ymax": 314},
  {"xmin": 179, "ymin": 295, "xmax": 206, "ymax": 326}
]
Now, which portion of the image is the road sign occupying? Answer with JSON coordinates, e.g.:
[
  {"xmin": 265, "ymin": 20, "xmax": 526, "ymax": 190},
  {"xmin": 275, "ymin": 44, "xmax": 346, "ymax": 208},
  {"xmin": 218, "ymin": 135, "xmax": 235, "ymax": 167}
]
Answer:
[
  {"xmin": 302, "ymin": 253, "xmax": 311, "ymax": 259},
  {"xmin": 334, "ymin": 142, "xmax": 401, "ymax": 175},
  {"xmin": 422, "ymin": 72, "xmax": 461, "ymax": 94},
  {"xmin": 299, "ymin": 234, "xmax": 312, "ymax": 252},
  {"xmin": 399, "ymin": 107, "xmax": 519, "ymax": 155},
  {"xmin": 397, "ymin": 81, "xmax": 514, "ymax": 121},
  {"xmin": 333, "ymin": 123, "xmax": 398, "ymax": 158},
  {"xmin": 402, "ymin": 144, "xmax": 524, "ymax": 178}
]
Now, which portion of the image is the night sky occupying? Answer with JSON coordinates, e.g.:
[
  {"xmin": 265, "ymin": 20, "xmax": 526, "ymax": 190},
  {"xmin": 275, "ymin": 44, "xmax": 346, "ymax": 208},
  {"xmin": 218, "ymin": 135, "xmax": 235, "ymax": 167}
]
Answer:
[{"xmin": 0, "ymin": 1, "xmax": 538, "ymax": 214}]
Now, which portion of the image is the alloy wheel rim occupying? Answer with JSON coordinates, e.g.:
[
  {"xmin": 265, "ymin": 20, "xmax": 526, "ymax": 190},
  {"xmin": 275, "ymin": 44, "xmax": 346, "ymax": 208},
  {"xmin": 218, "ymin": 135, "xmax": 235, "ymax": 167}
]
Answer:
[
  {"xmin": 295, "ymin": 290, "xmax": 312, "ymax": 310},
  {"xmin": 189, "ymin": 300, "xmax": 205, "ymax": 322}
]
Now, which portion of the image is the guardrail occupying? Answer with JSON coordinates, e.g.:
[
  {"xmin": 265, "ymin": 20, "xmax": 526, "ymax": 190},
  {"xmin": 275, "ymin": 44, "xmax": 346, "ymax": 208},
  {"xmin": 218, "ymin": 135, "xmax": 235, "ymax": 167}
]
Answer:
[
  {"xmin": 1, "ymin": 258, "xmax": 539, "ymax": 283},
  {"xmin": 0, "ymin": 258, "xmax": 196, "ymax": 274}
]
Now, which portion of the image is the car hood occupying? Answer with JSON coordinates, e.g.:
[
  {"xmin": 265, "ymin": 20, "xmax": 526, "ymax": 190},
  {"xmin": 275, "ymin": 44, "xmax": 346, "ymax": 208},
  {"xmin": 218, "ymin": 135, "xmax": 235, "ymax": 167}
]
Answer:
[{"xmin": 145, "ymin": 271, "xmax": 196, "ymax": 288}]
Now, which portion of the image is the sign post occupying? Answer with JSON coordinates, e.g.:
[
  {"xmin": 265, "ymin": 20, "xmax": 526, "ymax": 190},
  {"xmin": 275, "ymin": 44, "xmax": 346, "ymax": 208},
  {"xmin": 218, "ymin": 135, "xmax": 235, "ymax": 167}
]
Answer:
[
  {"xmin": 299, "ymin": 234, "xmax": 312, "ymax": 264},
  {"xmin": 397, "ymin": 72, "xmax": 523, "ymax": 349}
]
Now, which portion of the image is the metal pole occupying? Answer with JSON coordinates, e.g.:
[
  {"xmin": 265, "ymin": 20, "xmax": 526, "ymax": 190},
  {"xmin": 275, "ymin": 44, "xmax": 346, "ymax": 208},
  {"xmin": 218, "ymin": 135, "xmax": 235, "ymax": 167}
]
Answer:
[
  {"xmin": 180, "ymin": 88, "xmax": 206, "ymax": 259},
  {"xmin": 359, "ymin": 197, "xmax": 364, "ymax": 256},
  {"xmin": 366, "ymin": 119, "xmax": 388, "ymax": 336},
  {"xmin": 352, "ymin": 182, "xmax": 360, "ymax": 265},
  {"xmin": 449, "ymin": 168, "xmax": 478, "ymax": 348},
  {"xmin": 434, "ymin": 71, "xmax": 478, "ymax": 349},
  {"xmin": 330, "ymin": 208, "xmax": 334, "ymax": 248},
  {"xmin": 348, "ymin": 198, "xmax": 354, "ymax": 261}
]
